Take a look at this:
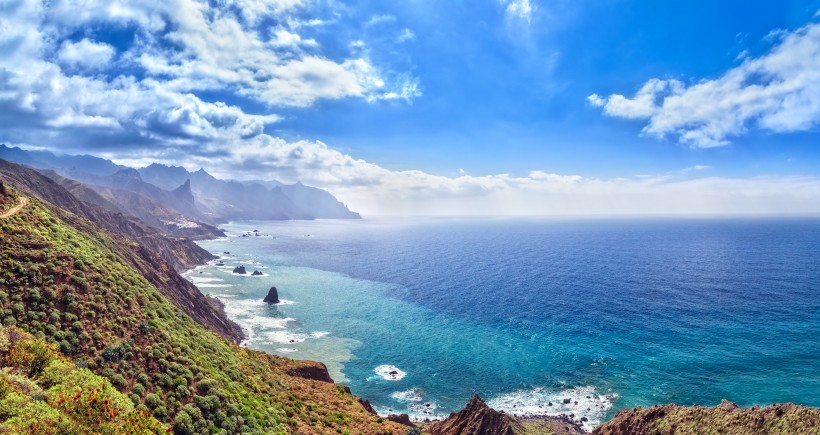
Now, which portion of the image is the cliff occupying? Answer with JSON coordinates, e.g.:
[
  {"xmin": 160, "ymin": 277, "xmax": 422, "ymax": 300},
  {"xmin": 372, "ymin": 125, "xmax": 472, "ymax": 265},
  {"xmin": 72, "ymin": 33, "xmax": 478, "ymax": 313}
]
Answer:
[
  {"xmin": 593, "ymin": 400, "xmax": 820, "ymax": 435},
  {"xmin": 0, "ymin": 181, "xmax": 404, "ymax": 434}
]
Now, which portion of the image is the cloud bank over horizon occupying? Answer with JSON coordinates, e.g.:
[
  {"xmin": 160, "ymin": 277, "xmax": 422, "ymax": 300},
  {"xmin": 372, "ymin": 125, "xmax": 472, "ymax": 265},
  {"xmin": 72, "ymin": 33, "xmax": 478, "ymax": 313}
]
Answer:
[{"xmin": 2, "ymin": 0, "xmax": 820, "ymax": 216}]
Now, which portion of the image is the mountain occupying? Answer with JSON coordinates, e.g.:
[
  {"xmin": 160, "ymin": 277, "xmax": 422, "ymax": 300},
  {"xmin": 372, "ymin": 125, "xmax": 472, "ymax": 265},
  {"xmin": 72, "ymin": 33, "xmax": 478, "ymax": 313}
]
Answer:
[
  {"xmin": 0, "ymin": 145, "xmax": 361, "ymax": 221},
  {"xmin": 140, "ymin": 163, "xmax": 361, "ymax": 220},
  {"xmin": 0, "ymin": 176, "xmax": 403, "ymax": 434},
  {"xmin": 280, "ymin": 182, "xmax": 361, "ymax": 219},
  {"xmin": 0, "ymin": 144, "xmax": 126, "ymax": 177}
]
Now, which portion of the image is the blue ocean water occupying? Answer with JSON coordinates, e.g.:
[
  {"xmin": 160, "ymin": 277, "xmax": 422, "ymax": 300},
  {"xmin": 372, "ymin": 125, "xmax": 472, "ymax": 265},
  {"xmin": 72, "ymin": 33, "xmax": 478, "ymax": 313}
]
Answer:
[{"xmin": 184, "ymin": 218, "xmax": 820, "ymax": 429}]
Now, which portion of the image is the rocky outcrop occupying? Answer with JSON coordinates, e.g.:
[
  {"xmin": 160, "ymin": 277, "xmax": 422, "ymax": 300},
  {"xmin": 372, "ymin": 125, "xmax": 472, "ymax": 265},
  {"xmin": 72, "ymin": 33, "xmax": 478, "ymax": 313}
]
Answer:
[
  {"xmin": 263, "ymin": 287, "xmax": 280, "ymax": 304},
  {"xmin": 428, "ymin": 395, "xmax": 524, "ymax": 435},
  {"xmin": 285, "ymin": 361, "xmax": 334, "ymax": 383},
  {"xmin": 387, "ymin": 414, "xmax": 415, "ymax": 427},
  {"xmin": 251, "ymin": 270, "xmax": 263, "ymax": 276},
  {"xmin": 358, "ymin": 398, "xmax": 377, "ymax": 415},
  {"xmin": 593, "ymin": 400, "xmax": 820, "ymax": 435},
  {"xmin": 233, "ymin": 265, "xmax": 247, "ymax": 274}
]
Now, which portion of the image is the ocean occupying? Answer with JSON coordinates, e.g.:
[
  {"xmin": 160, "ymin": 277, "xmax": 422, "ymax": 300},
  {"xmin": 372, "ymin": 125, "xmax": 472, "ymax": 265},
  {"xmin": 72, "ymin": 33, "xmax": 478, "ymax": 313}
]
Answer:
[{"xmin": 182, "ymin": 217, "xmax": 820, "ymax": 430}]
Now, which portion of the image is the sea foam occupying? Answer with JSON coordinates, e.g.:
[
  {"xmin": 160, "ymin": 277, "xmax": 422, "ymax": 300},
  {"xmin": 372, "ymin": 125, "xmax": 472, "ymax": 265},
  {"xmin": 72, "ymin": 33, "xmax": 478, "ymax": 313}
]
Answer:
[
  {"xmin": 486, "ymin": 386, "xmax": 616, "ymax": 431},
  {"xmin": 374, "ymin": 365, "xmax": 407, "ymax": 381}
]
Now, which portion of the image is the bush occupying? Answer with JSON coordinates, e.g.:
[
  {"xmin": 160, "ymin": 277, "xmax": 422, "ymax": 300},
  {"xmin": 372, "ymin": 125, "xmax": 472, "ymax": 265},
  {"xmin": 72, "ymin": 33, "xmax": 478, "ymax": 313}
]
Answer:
[{"xmin": 7, "ymin": 336, "xmax": 58, "ymax": 377}]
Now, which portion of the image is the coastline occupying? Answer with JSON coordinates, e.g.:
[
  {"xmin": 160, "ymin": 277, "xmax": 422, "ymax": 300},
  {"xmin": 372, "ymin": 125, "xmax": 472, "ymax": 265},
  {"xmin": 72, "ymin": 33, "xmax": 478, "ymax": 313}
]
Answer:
[{"xmin": 178, "ymin": 223, "xmax": 820, "ymax": 433}]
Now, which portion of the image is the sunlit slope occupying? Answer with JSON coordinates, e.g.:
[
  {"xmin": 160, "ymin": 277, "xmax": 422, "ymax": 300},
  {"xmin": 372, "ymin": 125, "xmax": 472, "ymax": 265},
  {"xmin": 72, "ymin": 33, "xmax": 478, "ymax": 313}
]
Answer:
[{"xmin": 0, "ymin": 183, "xmax": 402, "ymax": 434}]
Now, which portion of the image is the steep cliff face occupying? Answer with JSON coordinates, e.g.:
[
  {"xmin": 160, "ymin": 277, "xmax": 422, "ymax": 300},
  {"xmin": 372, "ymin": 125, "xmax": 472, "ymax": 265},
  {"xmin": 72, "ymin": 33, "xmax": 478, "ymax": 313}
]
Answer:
[{"xmin": 593, "ymin": 400, "xmax": 820, "ymax": 435}]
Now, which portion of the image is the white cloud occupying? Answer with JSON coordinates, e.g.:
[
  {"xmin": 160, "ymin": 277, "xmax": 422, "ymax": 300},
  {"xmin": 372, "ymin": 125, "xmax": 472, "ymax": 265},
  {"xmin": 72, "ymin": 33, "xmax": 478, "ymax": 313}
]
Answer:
[
  {"xmin": 106, "ymin": 135, "xmax": 820, "ymax": 217},
  {"xmin": 397, "ymin": 28, "xmax": 416, "ymax": 43},
  {"xmin": 503, "ymin": 0, "xmax": 534, "ymax": 22},
  {"xmin": 57, "ymin": 39, "xmax": 115, "ymax": 70},
  {"xmin": 365, "ymin": 14, "xmax": 396, "ymax": 27},
  {"xmin": 590, "ymin": 22, "xmax": 820, "ymax": 148}
]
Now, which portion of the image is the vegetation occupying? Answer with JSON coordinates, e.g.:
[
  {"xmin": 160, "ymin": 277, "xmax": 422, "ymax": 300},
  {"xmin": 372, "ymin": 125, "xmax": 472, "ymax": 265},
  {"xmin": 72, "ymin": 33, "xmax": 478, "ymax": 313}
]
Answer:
[
  {"xmin": 0, "ymin": 184, "xmax": 403, "ymax": 434},
  {"xmin": 0, "ymin": 325, "xmax": 168, "ymax": 434},
  {"xmin": 592, "ymin": 401, "xmax": 820, "ymax": 435}
]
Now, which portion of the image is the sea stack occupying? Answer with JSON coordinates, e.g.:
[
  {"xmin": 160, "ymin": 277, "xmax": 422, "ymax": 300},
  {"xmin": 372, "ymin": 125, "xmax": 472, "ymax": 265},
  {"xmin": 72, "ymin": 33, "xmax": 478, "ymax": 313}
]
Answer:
[
  {"xmin": 263, "ymin": 286, "xmax": 280, "ymax": 304},
  {"xmin": 233, "ymin": 265, "xmax": 247, "ymax": 274},
  {"xmin": 252, "ymin": 270, "xmax": 263, "ymax": 276}
]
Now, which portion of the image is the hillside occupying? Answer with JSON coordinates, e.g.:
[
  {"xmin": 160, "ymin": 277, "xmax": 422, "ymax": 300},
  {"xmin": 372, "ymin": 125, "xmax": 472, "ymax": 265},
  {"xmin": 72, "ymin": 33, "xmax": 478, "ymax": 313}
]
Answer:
[
  {"xmin": 0, "ymin": 325, "xmax": 169, "ymax": 433},
  {"xmin": 592, "ymin": 400, "xmax": 820, "ymax": 435},
  {"xmin": 0, "ymin": 180, "xmax": 404, "ymax": 434}
]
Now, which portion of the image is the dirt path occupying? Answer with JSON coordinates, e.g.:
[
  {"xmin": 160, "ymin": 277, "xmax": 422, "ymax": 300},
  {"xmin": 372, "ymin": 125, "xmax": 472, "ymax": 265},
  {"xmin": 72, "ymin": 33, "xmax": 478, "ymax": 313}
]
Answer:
[{"xmin": 0, "ymin": 197, "xmax": 28, "ymax": 219}]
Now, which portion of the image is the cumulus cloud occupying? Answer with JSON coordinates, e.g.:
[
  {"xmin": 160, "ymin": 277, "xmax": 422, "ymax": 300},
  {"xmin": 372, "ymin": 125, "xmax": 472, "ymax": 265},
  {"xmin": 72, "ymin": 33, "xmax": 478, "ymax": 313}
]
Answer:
[
  {"xmin": 589, "ymin": 22, "xmax": 820, "ymax": 148},
  {"xmin": 57, "ymin": 39, "xmax": 115, "ymax": 70}
]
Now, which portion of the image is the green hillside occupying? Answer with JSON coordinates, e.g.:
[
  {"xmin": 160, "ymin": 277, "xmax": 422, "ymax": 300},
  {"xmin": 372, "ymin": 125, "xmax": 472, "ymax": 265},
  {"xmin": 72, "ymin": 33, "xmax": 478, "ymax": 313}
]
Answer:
[{"xmin": 0, "ymin": 182, "xmax": 403, "ymax": 434}]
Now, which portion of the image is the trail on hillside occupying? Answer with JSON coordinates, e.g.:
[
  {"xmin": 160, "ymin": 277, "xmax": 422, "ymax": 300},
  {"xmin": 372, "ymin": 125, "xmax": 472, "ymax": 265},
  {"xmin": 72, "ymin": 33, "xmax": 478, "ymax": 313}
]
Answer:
[{"xmin": 0, "ymin": 197, "xmax": 28, "ymax": 218}]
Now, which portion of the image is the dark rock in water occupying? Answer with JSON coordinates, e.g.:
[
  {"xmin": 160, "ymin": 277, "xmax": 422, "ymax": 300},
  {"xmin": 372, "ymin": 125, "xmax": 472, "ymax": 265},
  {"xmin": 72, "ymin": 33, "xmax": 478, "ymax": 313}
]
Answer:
[
  {"xmin": 563, "ymin": 398, "xmax": 572, "ymax": 404},
  {"xmin": 251, "ymin": 270, "xmax": 263, "ymax": 276},
  {"xmin": 233, "ymin": 265, "xmax": 247, "ymax": 274},
  {"xmin": 387, "ymin": 414, "xmax": 415, "ymax": 427},
  {"xmin": 285, "ymin": 361, "xmax": 333, "ymax": 383},
  {"xmin": 389, "ymin": 370, "xmax": 399, "ymax": 376},
  {"xmin": 216, "ymin": 262, "xmax": 225, "ymax": 266},
  {"xmin": 223, "ymin": 251, "xmax": 230, "ymax": 255},
  {"xmin": 263, "ymin": 286, "xmax": 280, "ymax": 304}
]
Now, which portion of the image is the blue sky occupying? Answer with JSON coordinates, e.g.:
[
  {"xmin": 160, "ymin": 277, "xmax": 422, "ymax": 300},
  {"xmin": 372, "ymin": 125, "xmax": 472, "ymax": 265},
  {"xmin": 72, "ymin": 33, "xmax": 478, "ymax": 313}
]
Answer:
[{"xmin": 1, "ymin": 0, "xmax": 820, "ymax": 215}]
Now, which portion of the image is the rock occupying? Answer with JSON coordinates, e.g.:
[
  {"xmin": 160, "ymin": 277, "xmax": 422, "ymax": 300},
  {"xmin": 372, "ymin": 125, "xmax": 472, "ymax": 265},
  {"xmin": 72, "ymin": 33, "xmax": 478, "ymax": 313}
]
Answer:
[
  {"xmin": 233, "ymin": 265, "xmax": 247, "ymax": 274},
  {"xmin": 251, "ymin": 270, "xmax": 263, "ymax": 276},
  {"xmin": 216, "ymin": 261, "xmax": 225, "ymax": 266},
  {"xmin": 563, "ymin": 398, "xmax": 572, "ymax": 404},
  {"xmin": 263, "ymin": 287, "xmax": 280, "ymax": 304},
  {"xmin": 223, "ymin": 251, "xmax": 230, "ymax": 255},
  {"xmin": 285, "ymin": 361, "xmax": 334, "ymax": 383},
  {"xmin": 358, "ymin": 398, "xmax": 377, "ymax": 414},
  {"xmin": 428, "ymin": 394, "xmax": 523, "ymax": 435},
  {"xmin": 387, "ymin": 414, "xmax": 415, "ymax": 427}
]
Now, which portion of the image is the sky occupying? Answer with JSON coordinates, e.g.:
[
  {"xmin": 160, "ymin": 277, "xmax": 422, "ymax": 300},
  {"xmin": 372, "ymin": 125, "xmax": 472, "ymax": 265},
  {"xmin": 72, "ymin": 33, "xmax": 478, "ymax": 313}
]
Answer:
[{"xmin": 1, "ymin": 0, "xmax": 820, "ymax": 215}]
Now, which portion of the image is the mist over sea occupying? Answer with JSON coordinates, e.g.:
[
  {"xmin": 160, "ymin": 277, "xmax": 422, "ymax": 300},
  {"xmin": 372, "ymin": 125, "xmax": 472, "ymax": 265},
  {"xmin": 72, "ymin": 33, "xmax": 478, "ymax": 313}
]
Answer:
[{"xmin": 184, "ymin": 217, "xmax": 820, "ymax": 429}]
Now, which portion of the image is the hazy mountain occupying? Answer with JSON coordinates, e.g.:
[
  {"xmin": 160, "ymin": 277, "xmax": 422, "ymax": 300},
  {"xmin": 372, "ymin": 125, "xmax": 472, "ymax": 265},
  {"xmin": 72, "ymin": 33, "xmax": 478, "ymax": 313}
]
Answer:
[
  {"xmin": 280, "ymin": 181, "xmax": 361, "ymax": 219},
  {"xmin": 0, "ymin": 159, "xmax": 216, "ymax": 271},
  {"xmin": 1, "ymin": 145, "xmax": 361, "ymax": 221},
  {"xmin": 139, "ymin": 163, "xmax": 360, "ymax": 220}
]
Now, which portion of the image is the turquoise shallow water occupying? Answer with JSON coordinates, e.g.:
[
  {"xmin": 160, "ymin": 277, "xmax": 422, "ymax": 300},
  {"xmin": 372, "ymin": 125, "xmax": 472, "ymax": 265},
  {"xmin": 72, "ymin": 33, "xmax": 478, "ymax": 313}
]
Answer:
[{"xmin": 183, "ymin": 218, "xmax": 820, "ymax": 430}]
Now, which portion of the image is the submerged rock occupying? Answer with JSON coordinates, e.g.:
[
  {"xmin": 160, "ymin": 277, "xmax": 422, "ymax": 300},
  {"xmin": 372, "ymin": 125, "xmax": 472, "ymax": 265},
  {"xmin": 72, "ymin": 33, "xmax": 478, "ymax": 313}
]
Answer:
[
  {"xmin": 233, "ymin": 265, "xmax": 247, "ymax": 274},
  {"xmin": 263, "ymin": 286, "xmax": 280, "ymax": 304}
]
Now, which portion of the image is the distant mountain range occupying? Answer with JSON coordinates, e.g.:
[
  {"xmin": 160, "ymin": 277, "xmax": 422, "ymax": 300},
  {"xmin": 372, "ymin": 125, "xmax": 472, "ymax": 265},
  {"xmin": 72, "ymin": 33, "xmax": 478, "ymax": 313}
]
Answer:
[{"xmin": 0, "ymin": 144, "xmax": 360, "ymax": 224}]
